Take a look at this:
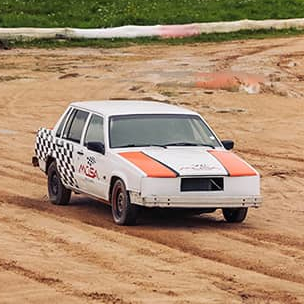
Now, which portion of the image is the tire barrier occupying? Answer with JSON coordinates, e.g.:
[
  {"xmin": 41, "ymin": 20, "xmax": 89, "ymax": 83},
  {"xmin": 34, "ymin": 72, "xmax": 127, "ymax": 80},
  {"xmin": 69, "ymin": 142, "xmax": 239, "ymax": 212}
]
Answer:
[{"xmin": 1, "ymin": 18, "xmax": 304, "ymax": 40}]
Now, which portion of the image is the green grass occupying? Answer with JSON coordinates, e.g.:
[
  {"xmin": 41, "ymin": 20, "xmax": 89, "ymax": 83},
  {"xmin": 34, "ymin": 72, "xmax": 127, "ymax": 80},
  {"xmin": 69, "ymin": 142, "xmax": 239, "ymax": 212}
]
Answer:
[
  {"xmin": 1, "ymin": 0, "xmax": 304, "ymax": 28},
  {"xmin": 1, "ymin": 0, "xmax": 304, "ymax": 48}
]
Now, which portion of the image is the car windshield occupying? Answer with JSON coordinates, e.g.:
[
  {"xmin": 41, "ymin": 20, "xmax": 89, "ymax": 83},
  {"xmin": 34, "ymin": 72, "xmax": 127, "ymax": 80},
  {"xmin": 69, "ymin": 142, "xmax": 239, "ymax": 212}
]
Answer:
[{"xmin": 109, "ymin": 114, "xmax": 221, "ymax": 148}]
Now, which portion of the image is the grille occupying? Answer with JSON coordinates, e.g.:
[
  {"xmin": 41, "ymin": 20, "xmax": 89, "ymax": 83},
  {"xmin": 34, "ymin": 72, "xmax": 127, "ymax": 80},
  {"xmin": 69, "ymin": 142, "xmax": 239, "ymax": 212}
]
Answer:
[{"xmin": 181, "ymin": 177, "xmax": 224, "ymax": 192}]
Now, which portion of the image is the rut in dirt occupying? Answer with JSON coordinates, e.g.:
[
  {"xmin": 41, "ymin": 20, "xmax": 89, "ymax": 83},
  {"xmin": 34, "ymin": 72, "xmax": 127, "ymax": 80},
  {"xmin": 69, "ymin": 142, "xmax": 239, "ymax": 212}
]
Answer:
[{"xmin": 2, "ymin": 192, "xmax": 304, "ymax": 287}]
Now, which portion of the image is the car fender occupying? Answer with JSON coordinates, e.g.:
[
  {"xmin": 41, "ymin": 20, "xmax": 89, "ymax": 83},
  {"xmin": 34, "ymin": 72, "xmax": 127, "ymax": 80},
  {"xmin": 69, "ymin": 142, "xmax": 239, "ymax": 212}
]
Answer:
[{"xmin": 106, "ymin": 154, "xmax": 145, "ymax": 200}]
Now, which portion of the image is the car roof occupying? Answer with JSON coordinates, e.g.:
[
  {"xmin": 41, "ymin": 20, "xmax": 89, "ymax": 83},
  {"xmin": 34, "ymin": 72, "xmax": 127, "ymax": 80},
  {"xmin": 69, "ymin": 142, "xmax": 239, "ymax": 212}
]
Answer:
[{"xmin": 70, "ymin": 100, "xmax": 197, "ymax": 116}]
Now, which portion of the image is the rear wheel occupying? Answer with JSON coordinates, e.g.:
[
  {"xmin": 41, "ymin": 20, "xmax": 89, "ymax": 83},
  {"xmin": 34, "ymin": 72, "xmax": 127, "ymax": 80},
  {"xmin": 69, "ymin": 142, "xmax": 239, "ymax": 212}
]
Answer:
[
  {"xmin": 111, "ymin": 179, "xmax": 138, "ymax": 225},
  {"xmin": 222, "ymin": 207, "xmax": 248, "ymax": 223},
  {"xmin": 47, "ymin": 162, "xmax": 71, "ymax": 205}
]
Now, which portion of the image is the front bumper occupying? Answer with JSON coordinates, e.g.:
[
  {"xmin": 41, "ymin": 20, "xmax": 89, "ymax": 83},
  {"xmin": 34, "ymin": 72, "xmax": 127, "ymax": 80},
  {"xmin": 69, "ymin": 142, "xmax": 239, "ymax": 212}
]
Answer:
[{"xmin": 129, "ymin": 192, "xmax": 262, "ymax": 208}]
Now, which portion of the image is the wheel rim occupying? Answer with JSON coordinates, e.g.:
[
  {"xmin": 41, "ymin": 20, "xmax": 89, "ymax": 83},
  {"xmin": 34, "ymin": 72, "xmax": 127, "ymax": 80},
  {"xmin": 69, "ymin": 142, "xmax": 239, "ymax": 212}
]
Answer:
[
  {"xmin": 115, "ymin": 189, "xmax": 125, "ymax": 218},
  {"xmin": 50, "ymin": 172, "xmax": 59, "ymax": 196},
  {"xmin": 117, "ymin": 192, "xmax": 125, "ymax": 215}
]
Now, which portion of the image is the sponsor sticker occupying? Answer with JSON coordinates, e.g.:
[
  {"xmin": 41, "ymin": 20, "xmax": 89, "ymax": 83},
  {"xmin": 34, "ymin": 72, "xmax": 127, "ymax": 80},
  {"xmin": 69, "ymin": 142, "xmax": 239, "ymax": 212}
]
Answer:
[
  {"xmin": 78, "ymin": 156, "xmax": 100, "ymax": 180},
  {"xmin": 179, "ymin": 164, "xmax": 220, "ymax": 171}
]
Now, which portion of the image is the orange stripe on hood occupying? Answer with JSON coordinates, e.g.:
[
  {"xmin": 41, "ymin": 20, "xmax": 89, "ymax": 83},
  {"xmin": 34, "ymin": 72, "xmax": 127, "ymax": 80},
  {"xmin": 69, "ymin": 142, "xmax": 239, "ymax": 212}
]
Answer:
[
  {"xmin": 208, "ymin": 150, "xmax": 257, "ymax": 177},
  {"xmin": 119, "ymin": 152, "xmax": 177, "ymax": 178}
]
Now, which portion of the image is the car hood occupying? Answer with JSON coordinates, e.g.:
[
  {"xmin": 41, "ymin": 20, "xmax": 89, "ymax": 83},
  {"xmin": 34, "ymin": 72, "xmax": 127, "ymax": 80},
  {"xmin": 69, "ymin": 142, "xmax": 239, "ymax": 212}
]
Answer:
[
  {"xmin": 118, "ymin": 147, "xmax": 258, "ymax": 177},
  {"xmin": 143, "ymin": 148, "xmax": 228, "ymax": 176}
]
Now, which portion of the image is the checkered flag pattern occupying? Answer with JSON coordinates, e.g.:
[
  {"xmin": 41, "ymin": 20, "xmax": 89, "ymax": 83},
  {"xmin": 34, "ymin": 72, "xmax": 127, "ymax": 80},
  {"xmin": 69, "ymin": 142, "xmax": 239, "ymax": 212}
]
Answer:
[
  {"xmin": 87, "ymin": 156, "xmax": 96, "ymax": 166},
  {"xmin": 35, "ymin": 128, "xmax": 79, "ymax": 189},
  {"xmin": 35, "ymin": 128, "xmax": 54, "ymax": 160}
]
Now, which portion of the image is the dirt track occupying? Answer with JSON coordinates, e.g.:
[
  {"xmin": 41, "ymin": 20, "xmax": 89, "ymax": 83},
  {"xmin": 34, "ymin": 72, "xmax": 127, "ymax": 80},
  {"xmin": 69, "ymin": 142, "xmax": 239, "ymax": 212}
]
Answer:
[{"xmin": 0, "ymin": 37, "xmax": 303, "ymax": 304}]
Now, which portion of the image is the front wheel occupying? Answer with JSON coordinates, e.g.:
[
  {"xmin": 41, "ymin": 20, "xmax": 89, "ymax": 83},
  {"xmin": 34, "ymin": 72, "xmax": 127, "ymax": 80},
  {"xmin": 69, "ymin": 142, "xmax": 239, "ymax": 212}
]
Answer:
[
  {"xmin": 47, "ymin": 162, "xmax": 71, "ymax": 205},
  {"xmin": 222, "ymin": 207, "xmax": 248, "ymax": 223},
  {"xmin": 111, "ymin": 179, "xmax": 138, "ymax": 225}
]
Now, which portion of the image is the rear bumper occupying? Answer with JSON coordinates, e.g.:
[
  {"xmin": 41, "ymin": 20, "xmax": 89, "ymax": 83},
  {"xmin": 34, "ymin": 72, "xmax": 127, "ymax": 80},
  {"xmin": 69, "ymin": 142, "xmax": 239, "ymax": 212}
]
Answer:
[{"xmin": 130, "ymin": 193, "xmax": 262, "ymax": 208}]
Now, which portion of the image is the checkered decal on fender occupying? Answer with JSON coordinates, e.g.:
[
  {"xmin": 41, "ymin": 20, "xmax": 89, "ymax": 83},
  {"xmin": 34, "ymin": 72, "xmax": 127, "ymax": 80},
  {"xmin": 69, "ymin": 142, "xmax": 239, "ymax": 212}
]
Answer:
[
  {"xmin": 35, "ymin": 128, "xmax": 54, "ymax": 160},
  {"xmin": 35, "ymin": 128, "xmax": 79, "ymax": 189}
]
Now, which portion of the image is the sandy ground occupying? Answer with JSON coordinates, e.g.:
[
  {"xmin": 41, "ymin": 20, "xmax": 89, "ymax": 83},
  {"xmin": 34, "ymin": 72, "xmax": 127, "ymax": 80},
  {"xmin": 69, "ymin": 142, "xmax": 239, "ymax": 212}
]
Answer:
[{"xmin": 0, "ymin": 36, "xmax": 303, "ymax": 304}]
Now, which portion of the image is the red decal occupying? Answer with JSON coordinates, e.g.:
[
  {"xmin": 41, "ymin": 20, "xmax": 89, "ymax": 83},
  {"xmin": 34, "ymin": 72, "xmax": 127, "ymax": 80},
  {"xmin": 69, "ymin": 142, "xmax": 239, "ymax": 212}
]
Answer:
[
  {"xmin": 208, "ymin": 150, "xmax": 257, "ymax": 177},
  {"xmin": 119, "ymin": 151, "xmax": 177, "ymax": 178},
  {"xmin": 79, "ymin": 164, "xmax": 100, "ymax": 179}
]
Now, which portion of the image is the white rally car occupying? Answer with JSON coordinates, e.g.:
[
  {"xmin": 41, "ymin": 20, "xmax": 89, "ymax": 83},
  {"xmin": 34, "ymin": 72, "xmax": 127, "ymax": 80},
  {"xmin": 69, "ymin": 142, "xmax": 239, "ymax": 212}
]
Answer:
[{"xmin": 32, "ymin": 100, "xmax": 261, "ymax": 225}]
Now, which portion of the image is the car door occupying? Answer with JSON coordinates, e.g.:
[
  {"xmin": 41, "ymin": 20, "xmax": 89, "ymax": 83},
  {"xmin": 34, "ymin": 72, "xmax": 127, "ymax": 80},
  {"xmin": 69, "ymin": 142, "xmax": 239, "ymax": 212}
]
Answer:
[
  {"xmin": 61, "ymin": 108, "xmax": 89, "ymax": 191},
  {"xmin": 81, "ymin": 113, "xmax": 108, "ymax": 199}
]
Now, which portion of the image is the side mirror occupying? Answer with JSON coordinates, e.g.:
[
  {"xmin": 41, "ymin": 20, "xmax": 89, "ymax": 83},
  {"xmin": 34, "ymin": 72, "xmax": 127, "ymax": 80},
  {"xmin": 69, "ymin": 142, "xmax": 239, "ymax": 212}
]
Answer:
[
  {"xmin": 87, "ymin": 142, "xmax": 105, "ymax": 154},
  {"xmin": 221, "ymin": 140, "xmax": 234, "ymax": 150}
]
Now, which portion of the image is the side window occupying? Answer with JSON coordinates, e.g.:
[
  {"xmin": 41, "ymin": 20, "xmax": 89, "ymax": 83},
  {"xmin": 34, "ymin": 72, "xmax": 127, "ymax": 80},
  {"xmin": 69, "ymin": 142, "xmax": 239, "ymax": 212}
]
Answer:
[
  {"xmin": 63, "ymin": 109, "xmax": 89, "ymax": 143},
  {"xmin": 56, "ymin": 108, "xmax": 71, "ymax": 137},
  {"xmin": 84, "ymin": 114, "xmax": 104, "ymax": 146}
]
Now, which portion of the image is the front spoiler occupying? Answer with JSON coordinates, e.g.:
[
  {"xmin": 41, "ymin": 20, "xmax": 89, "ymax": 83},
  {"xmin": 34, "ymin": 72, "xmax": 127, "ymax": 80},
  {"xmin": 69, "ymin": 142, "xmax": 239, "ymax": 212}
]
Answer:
[{"xmin": 130, "ymin": 193, "xmax": 262, "ymax": 208}]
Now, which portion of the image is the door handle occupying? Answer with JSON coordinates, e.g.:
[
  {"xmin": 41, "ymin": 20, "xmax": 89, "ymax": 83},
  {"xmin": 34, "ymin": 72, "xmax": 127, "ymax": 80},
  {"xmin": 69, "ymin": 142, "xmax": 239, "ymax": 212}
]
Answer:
[{"xmin": 77, "ymin": 151, "xmax": 84, "ymax": 155}]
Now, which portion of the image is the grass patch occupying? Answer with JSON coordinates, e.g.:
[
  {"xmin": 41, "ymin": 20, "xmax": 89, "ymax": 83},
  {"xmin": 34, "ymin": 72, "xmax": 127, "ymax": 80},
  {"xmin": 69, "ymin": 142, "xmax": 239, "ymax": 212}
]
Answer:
[
  {"xmin": 2, "ymin": 0, "xmax": 304, "ymax": 48},
  {"xmin": 1, "ymin": 0, "xmax": 304, "ymax": 28},
  {"xmin": 9, "ymin": 28, "xmax": 304, "ymax": 49}
]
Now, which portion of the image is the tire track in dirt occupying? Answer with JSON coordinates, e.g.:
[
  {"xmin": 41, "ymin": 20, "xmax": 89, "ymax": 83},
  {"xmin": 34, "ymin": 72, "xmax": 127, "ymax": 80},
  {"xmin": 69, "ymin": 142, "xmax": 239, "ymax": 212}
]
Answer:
[
  {"xmin": 206, "ymin": 42, "xmax": 287, "ymax": 60},
  {"xmin": 0, "ymin": 258, "xmax": 63, "ymax": 286},
  {"xmin": 3, "ymin": 192, "xmax": 304, "ymax": 289},
  {"xmin": 6, "ymin": 89, "xmax": 37, "ymax": 120},
  {"xmin": 1, "ymin": 197, "xmax": 303, "ymax": 304},
  {"xmin": 211, "ymin": 276, "xmax": 301, "ymax": 304},
  {"xmin": 212, "ymin": 43, "xmax": 288, "ymax": 70},
  {"xmin": 0, "ymin": 258, "xmax": 131, "ymax": 304},
  {"xmin": 0, "ymin": 213, "xmax": 136, "ymax": 280},
  {"xmin": 126, "ymin": 229, "xmax": 304, "ymax": 287},
  {"xmin": 0, "ymin": 212, "xmax": 184, "ymax": 299},
  {"xmin": 0, "ymin": 155, "xmax": 32, "ymax": 167},
  {"xmin": 0, "ymin": 168, "xmax": 45, "ymax": 186},
  {"xmin": 220, "ymin": 230, "xmax": 304, "ymax": 251},
  {"xmin": 276, "ymin": 51, "xmax": 304, "ymax": 79},
  {"xmin": 237, "ymin": 148, "xmax": 304, "ymax": 163},
  {"xmin": 0, "ymin": 209, "xmax": 211, "ymax": 302}
]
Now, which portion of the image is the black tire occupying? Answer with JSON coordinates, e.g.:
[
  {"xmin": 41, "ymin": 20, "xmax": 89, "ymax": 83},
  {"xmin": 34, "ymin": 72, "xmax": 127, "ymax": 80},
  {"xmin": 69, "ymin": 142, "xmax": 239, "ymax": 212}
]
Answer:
[
  {"xmin": 222, "ymin": 207, "xmax": 248, "ymax": 223},
  {"xmin": 47, "ymin": 162, "xmax": 71, "ymax": 205},
  {"xmin": 111, "ymin": 179, "xmax": 138, "ymax": 225}
]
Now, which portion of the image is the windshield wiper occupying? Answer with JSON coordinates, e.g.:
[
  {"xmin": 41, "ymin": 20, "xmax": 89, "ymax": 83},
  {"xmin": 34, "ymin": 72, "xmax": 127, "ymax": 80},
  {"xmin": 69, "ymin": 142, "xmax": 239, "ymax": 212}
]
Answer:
[
  {"xmin": 115, "ymin": 142, "xmax": 214, "ymax": 149},
  {"xmin": 143, "ymin": 144, "xmax": 167, "ymax": 148},
  {"xmin": 165, "ymin": 142, "xmax": 215, "ymax": 149}
]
